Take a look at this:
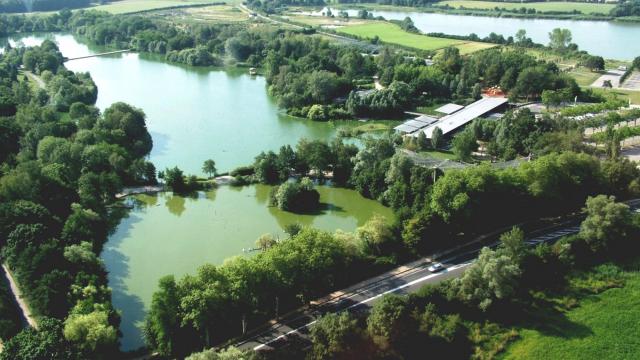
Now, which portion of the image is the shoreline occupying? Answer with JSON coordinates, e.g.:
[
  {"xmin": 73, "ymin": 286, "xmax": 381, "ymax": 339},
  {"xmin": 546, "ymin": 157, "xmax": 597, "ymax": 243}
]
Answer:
[{"xmin": 330, "ymin": 3, "xmax": 639, "ymax": 23}]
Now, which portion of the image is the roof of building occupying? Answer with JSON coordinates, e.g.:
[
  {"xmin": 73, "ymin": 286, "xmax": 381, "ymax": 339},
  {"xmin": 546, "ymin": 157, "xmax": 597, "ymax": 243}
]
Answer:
[
  {"xmin": 419, "ymin": 97, "xmax": 508, "ymax": 138},
  {"xmin": 394, "ymin": 123, "xmax": 421, "ymax": 134},
  {"xmin": 435, "ymin": 103, "xmax": 464, "ymax": 115},
  {"xmin": 394, "ymin": 115, "xmax": 439, "ymax": 134},
  {"xmin": 414, "ymin": 115, "xmax": 439, "ymax": 124}
]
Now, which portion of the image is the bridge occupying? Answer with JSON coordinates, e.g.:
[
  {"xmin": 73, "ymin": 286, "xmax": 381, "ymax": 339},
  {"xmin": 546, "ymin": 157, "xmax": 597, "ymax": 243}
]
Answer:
[{"xmin": 63, "ymin": 49, "xmax": 132, "ymax": 62}]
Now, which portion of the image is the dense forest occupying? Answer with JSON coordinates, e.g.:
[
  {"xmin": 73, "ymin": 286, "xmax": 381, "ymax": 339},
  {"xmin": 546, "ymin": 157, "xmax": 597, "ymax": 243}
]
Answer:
[
  {"xmin": 0, "ymin": 38, "xmax": 155, "ymax": 358},
  {"xmin": 610, "ymin": 0, "xmax": 640, "ymax": 17}
]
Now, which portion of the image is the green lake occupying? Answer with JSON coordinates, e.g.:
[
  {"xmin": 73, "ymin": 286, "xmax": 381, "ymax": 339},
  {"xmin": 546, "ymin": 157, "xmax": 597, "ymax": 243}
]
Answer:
[
  {"xmin": 1, "ymin": 33, "xmax": 395, "ymax": 350},
  {"xmin": 105, "ymin": 185, "xmax": 392, "ymax": 350}
]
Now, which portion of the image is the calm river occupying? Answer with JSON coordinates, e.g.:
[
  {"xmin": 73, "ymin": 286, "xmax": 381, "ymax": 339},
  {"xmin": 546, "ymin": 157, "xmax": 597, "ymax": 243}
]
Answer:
[
  {"xmin": 1, "ymin": 33, "xmax": 394, "ymax": 350},
  {"xmin": 343, "ymin": 9, "xmax": 640, "ymax": 60}
]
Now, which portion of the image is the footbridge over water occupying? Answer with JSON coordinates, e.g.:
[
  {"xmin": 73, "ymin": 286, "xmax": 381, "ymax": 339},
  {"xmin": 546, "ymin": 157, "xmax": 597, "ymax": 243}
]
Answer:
[{"xmin": 63, "ymin": 49, "xmax": 132, "ymax": 62}]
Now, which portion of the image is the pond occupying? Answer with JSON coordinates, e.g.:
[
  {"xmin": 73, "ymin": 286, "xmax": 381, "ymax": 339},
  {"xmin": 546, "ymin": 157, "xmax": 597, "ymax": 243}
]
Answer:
[
  {"xmin": 341, "ymin": 9, "xmax": 640, "ymax": 60},
  {"xmin": 1, "ymin": 33, "xmax": 394, "ymax": 350},
  {"xmin": 106, "ymin": 185, "xmax": 393, "ymax": 350}
]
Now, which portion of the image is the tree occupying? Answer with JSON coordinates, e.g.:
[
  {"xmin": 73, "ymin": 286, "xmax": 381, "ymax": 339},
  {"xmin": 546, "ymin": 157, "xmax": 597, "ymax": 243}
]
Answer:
[
  {"xmin": 455, "ymin": 246, "xmax": 521, "ymax": 311},
  {"xmin": 307, "ymin": 104, "xmax": 327, "ymax": 121},
  {"xmin": 431, "ymin": 127, "xmax": 443, "ymax": 149},
  {"xmin": 436, "ymin": 47, "xmax": 462, "ymax": 74},
  {"xmin": 309, "ymin": 312, "xmax": 362, "ymax": 360},
  {"xmin": 471, "ymin": 83, "xmax": 482, "ymax": 100},
  {"xmin": 202, "ymin": 159, "xmax": 217, "ymax": 178},
  {"xmin": 163, "ymin": 166, "xmax": 187, "ymax": 193},
  {"xmin": 515, "ymin": 29, "xmax": 527, "ymax": 45},
  {"xmin": 417, "ymin": 131, "xmax": 429, "ymax": 150},
  {"xmin": 548, "ymin": 28, "xmax": 572, "ymax": 50},
  {"xmin": 499, "ymin": 227, "xmax": 526, "ymax": 262},
  {"xmin": 63, "ymin": 310, "xmax": 117, "ymax": 355},
  {"xmin": 451, "ymin": 128, "xmax": 478, "ymax": 161},
  {"xmin": 583, "ymin": 55, "xmax": 605, "ymax": 71},
  {"xmin": 284, "ymin": 223, "xmax": 302, "ymax": 238},
  {"xmin": 256, "ymin": 233, "xmax": 277, "ymax": 251},
  {"xmin": 144, "ymin": 276, "xmax": 181, "ymax": 356},
  {"xmin": 356, "ymin": 214, "xmax": 393, "ymax": 255},
  {"xmin": 254, "ymin": 151, "xmax": 279, "ymax": 184},
  {"xmin": 0, "ymin": 318, "xmax": 79, "ymax": 360},
  {"xmin": 366, "ymin": 294, "xmax": 414, "ymax": 346},
  {"xmin": 579, "ymin": 195, "xmax": 634, "ymax": 253},
  {"xmin": 185, "ymin": 346, "xmax": 247, "ymax": 360}
]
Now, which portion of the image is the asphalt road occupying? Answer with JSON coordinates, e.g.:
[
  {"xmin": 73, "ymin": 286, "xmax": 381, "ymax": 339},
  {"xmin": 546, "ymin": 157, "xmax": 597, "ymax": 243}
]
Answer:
[{"xmin": 235, "ymin": 199, "xmax": 640, "ymax": 352}]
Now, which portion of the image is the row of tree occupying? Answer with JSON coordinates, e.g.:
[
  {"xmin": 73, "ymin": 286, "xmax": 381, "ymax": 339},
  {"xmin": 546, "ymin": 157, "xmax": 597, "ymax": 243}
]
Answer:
[
  {"xmin": 192, "ymin": 193, "xmax": 640, "ymax": 359},
  {"xmin": 0, "ymin": 40, "xmax": 155, "ymax": 359}
]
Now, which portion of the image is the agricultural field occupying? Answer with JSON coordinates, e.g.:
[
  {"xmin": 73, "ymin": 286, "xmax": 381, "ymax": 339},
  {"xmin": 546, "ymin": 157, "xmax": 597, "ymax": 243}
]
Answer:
[
  {"xmin": 158, "ymin": 5, "xmax": 249, "ymax": 23},
  {"xmin": 437, "ymin": 1, "xmax": 615, "ymax": 14},
  {"xmin": 89, "ymin": 0, "xmax": 224, "ymax": 14},
  {"xmin": 336, "ymin": 22, "xmax": 495, "ymax": 54},
  {"xmin": 503, "ymin": 263, "xmax": 640, "ymax": 359}
]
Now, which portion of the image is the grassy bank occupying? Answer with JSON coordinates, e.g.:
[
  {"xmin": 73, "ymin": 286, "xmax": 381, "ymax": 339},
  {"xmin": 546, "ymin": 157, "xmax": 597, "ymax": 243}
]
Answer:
[
  {"xmin": 438, "ymin": 1, "xmax": 615, "ymax": 14},
  {"xmin": 336, "ymin": 22, "xmax": 495, "ymax": 54},
  {"xmin": 502, "ymin": 262, "xmax": 640, "ymax": 359}
]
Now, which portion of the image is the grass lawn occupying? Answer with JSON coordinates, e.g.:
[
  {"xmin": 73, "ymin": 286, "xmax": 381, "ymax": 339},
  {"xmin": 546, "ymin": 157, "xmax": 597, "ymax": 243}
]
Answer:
[
  {"xmin": 337, "ymin": 22, "xmax": 494, "ymax": 53},
  {"xmin": 589, "ymin": 88, "xmax": 640, "ymax": 105},
  {"xmin": 502, "ymin": 264, "xmax": 640, "ymax": 360},
  {"xmin": 418, "ymin": 149, "xmax": 456, "ymax": 160},
  {"xmin": 90, "ymin": 0, "xmax": 223, "ymax": 14},
  {"xmin": 437, "ymin": 1, "xmax": 615, "ymax": 14},
  {"xmin": 569, "ymin": 67, "xmax": 603, "ymax": 87}
]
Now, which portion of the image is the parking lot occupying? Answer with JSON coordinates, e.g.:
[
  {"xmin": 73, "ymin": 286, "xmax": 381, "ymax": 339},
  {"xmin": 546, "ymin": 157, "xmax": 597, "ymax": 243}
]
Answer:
[{"xmin": 621, "ymin": 71, "xmax": 640, "ymax": 91}]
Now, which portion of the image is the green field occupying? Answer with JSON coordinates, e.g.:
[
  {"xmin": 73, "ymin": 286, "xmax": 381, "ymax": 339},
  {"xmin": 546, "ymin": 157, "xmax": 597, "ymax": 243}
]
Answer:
[
  {"xmin": 438, "ymin": 1, "xmax": 615, "ymax": 14},
  {"xmin": 569, "ymin": 67, "xmax": 603, "ymax": 87},
  {"xmin": 418, "ymin": 149, "xmax": 456, "ymax": 160},
  {"xmin": 589, "ymin": 88, "xmax": 640, "ymax": 105},
  {"xmin": 337, "ymin": 22, "xmax": 495, "ymax": 54},
  {"xmin": 502, "ymin": 264, "xmax": 640, "ymax": 359},
  {"xmin": 90, "ymin": 0, "xmax": 224, "ymax": 14}
]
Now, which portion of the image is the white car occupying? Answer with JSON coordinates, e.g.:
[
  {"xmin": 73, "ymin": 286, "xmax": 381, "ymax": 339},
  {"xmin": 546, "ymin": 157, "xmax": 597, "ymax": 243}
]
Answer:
[{"xmin": 428, "ymin": 263, "xmax": 444, "ymax": 273}]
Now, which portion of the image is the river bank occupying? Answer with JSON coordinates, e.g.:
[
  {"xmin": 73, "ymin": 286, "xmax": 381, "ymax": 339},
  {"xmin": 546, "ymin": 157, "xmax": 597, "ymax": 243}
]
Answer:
[
  {"xmin": 332, "ymin": 7, "xmax": 640, "ymax": 60},
  {"xmin": 331, "ymin": 3, "xmax": 635, "ymax": 22}
]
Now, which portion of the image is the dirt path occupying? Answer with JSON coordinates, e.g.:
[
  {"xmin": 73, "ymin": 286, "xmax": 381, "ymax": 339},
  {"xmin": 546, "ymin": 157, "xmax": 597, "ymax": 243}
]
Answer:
[
  {"xmin": 1, "ymin": 264, "xmax": 37, "ymax": 330},
  {"xmin": 23, "ymin": 70, "xmax": 45, "ymax": 89}
]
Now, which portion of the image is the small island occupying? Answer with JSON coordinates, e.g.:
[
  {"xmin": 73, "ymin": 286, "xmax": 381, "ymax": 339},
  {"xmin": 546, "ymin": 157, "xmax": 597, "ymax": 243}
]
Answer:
[{"xmin": 269, "ymin": 177, "xmax": 321, "ymax": 213}]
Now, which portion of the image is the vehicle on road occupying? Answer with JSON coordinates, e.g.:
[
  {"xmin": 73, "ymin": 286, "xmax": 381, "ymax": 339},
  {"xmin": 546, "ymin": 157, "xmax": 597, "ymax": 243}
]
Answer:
[{"xmin": 428, "ymin": 263, "xmax": 445, "ymax": 273}]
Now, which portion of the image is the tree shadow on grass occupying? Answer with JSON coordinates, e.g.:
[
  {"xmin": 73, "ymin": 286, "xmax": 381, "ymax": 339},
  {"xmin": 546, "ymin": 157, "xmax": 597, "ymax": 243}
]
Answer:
[{"xmin": 485, "ymin": 297, "xmax": 594, "ymax": 340}]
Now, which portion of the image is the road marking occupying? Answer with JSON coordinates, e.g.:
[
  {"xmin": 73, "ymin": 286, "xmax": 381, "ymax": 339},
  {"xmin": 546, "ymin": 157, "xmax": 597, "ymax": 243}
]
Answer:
[{"xmin": 252, "ymin": 262, "xmax": 472, "ymax": 351}]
